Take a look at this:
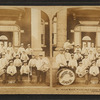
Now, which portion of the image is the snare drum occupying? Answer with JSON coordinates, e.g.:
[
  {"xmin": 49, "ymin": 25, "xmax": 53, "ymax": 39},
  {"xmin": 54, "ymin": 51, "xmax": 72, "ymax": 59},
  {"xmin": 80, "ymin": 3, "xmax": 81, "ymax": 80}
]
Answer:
[{"xmin": 57, "ymin": 67, "xmax": 75, "ymax": 85}]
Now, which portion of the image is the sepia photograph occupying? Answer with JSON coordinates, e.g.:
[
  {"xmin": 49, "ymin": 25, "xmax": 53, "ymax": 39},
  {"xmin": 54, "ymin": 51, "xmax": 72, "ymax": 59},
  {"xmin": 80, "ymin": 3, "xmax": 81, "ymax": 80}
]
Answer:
[{"xmin": 0, "ymin": 6, "xmax": 100, "ymax": 94}]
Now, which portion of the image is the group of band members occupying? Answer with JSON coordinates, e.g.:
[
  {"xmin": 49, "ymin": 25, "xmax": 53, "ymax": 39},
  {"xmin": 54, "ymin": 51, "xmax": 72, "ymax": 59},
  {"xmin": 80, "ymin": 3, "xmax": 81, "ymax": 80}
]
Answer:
[
  {"xmin": 56, "ymin": 40, "xmax": 100, "ymax": 84},
  {"xmin": 0, "ymin": 42, "xmax": 49, "ymax": 84}
]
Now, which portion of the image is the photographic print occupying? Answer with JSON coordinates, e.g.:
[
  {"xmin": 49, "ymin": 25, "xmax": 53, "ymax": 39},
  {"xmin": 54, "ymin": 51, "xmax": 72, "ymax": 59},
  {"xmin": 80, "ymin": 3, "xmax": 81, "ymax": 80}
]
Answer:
[{"xmin": 0, "ymin": 6, "xmax": 100, "ymax": 94}]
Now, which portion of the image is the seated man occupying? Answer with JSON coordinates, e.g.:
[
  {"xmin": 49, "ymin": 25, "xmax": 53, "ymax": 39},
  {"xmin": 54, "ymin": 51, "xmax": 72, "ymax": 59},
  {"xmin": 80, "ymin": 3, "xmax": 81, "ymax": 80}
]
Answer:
[
  {"xmin": 89, "ymin": 60, "xmax": 100, "ymax": 84},
  {"xmin": 0, "ymin": 53, "xmax": 8, "ymax": 83},
  {"xmin": 68, "ymin": 53, "xmax": 77, "ymax": 71},
  {"xmin": 28, "ymin": 55, "xmax": 37, "ymax": 82},
  {"xmin": 76, "ymin": 61, "xmax": 89, "ymax": 84},
  {"xmin": 20, "ymin": 61, "xmax": 30, "ymax": 82},
  {"xmin": 36, "ymin": 53, "xmax": 49, "ymax": 84},
  {"xmin": 56, "ymin": 48, "xmax": 67, "ymax": 69},
  {"xmin": 6, "ymin": 60, "xmax": 17, "ymax": 83}
]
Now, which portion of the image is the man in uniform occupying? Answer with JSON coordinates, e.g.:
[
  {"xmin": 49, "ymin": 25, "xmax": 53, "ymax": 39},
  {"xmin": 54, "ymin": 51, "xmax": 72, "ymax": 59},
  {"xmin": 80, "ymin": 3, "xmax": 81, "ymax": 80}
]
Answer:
[
  {"xmin": 68, "ymin": 53, "xmax": 77, "ymax": 71},
  {"xmin": 26, "ymin": 44, "xmax": 33, "ymax": 60},
  {"xmin": 56, "ymin": 48, "xmax": 67, "ymax": 69},
  {"xmin": 0, "ymin": 53, "xmax": 8, "ymax": 83},
  {"xmin": 76, "ymin": 61, "xmax": 89, "ymax": 84},
  {"xmin": 28, "ymin": 55, "xmax": 37, "ymax": 83},
  {"xmin": 18, "ymin": 43, "xmax": 25, "ymax": 55},
  {"xmin": 89, "ymin": 60, "xmax": 100, "ymax": 84},
  {"xmin": 64, "ymin": 49, "xmax": 71, "ymax": 66},
  {"xmin": 6, "ymin": 60, "xmax": 17, "ymax": 83},
  {"xmin": 14, "ymin": 54, "xmax": 22, "ymax": 82},
  {"xmin": 36, "ymin": 53, "xmax": 49, "ymax": 84},
  {"xmin": 20, "ymin": 61, "xmax": 30, "ymax": 82}
]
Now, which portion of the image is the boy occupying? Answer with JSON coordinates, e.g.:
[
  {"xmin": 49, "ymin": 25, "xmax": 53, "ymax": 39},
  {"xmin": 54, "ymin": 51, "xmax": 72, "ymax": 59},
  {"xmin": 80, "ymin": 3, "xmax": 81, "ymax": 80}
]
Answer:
[
  {"xmin": 20, "ymin": 61, "xmax": 30, "ymax": 82},
  {"xmin": 36, "ymin": 54, "xmax": 49, "ymax": 84},
  {"xmin": 89, "ymin": 60, "xmax": 100, "ymax": 83},
  {"xmin": 14, "ymin": 55, "xmax": 22, "ymax": 82},
  {"xmin": 6, "ymin": 60, "xmax": 17, "ymax": 83}
]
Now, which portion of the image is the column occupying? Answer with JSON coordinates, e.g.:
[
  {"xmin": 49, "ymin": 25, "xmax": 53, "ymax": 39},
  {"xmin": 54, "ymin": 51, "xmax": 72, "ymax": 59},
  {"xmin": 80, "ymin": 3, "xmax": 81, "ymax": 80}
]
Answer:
[
  {"xmin": 31, "ymin": 9, "xmax": 42, "ymax": 51},
  {"xmin": 74, "ymin": 32, "xmax": 81, "ymax": 46},
  {"xmin": 13, "ymin": 31, "xmax": 20, "ymax": 47},
  {"xmin": 96, "ymin": 32, "xmax": 100, "ymax": 47},
  {"xmin": 56, "ymin": 9, "xmax": 67, "ymax": 50}
]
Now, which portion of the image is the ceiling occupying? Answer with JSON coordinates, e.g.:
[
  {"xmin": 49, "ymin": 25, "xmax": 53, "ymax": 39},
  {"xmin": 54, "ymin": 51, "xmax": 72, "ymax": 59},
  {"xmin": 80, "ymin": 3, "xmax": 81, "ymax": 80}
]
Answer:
[{"xmin": 68, "ymin": 7, "xmax": 100, "ymax": 21}]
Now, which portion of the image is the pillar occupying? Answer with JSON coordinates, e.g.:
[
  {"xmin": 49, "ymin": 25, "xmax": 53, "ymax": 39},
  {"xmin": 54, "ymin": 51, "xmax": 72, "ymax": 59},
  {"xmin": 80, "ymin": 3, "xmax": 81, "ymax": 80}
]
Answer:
[
  {"xmin": 96, "ymin": 32, "xmax": 100, "ymax": 47},
  {"xmin": 13, "ymin": 31, "xmax": 20, "ymax": 47},
  {"xmin": 56, "ymin": 9, "xmax": 67, "ymax": 50},
  {"xmin": 74, "ymin": 32, "xmax": 81, "ymax": 46},
  {"xmin": 31, "ymin": 9, "xmax": 44, "ymax": 55}
]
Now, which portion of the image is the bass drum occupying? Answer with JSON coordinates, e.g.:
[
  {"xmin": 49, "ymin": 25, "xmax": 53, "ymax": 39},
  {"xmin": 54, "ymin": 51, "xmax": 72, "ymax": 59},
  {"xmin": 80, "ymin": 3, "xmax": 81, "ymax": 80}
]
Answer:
[{"xmin": 57, "ymin": 67, "xmax": 75, "ymax": 86}]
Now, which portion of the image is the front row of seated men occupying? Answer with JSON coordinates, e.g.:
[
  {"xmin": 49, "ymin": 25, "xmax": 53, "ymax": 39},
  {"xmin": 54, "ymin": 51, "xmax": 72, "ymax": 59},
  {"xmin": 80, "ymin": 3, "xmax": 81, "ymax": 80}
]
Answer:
[
  {"xmin": 0, "ymin": 53, "xmax": 49, "ymax": 84},
  {"xmin": 56, "ymin": 48, "xmax": 100, "ymax": 84}
]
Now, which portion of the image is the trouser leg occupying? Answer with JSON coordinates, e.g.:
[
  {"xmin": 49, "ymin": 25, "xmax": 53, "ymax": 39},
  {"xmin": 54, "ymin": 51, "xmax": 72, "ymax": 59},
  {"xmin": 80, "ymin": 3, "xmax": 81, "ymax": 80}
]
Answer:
[{"xmin": 37, "ymin": 70, "xmax": 41, "ymax": 83}]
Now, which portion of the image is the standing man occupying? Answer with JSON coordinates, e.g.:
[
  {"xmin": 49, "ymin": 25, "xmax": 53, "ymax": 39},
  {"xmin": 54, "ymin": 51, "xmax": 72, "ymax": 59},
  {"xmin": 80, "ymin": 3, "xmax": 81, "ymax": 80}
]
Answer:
[
  {"xmin": 26, "ymin": 44, "xmax": 33, "ymax": 60},
  {"xmin": 0, "ymin": 53, "xmax": 8, "ymax": 83},
  {"xmin": 18, "ymin": 43, "xmax": 25, "ymax": 55},
  {"xmin": 14, "ymin": 55, "xmax": 22, "ymax": 83}
]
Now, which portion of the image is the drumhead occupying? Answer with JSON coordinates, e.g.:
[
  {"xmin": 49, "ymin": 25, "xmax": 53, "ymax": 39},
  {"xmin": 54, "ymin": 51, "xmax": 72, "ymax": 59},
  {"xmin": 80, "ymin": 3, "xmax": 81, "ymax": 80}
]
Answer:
[{"xmin": 58, "ymin": 68, "xmax": 75, "ymax": 85}]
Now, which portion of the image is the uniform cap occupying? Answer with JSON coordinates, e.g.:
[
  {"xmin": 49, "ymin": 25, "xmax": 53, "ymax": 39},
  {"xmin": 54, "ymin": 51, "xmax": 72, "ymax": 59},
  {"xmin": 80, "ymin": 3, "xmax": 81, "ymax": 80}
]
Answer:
[
  {"xmin": 23, "ymin": 60, "xmax": 27, "ymax": 63},
  {"xmin": 27, "ymin": 44, "xmax": 30, "ymax": 46}
]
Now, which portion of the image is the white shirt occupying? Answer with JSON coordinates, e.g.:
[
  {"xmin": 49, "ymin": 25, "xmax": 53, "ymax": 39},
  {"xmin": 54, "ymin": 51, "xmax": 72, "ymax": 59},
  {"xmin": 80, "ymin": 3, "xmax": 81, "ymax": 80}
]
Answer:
[
  {"xmin": 74, "ymin": 53, "xmax": 82, "ymax": 60},
  {"xmin": 20, "ymin": 65, "xmax": 29, "ymax": 74},
  {"xmin": 28, "ymin": 59, "xmax": 36, "ymax": 67},
  {"xmin": 5, "ymin": 53, "xmax": 13, "ymax": 61},
  {"xmin": 82, "ymin": 58, "xmax": 91, "ymax": 68},
  {"xmin": 7, "ymin": 47, "xmax": 14, "ymax": 54},
  {"xmin": 18, "ymin": 47, "xmax": 25, "ymax": 54},
  {"xmin": 56, "ymin": 53, "xmax": 67, "ymax": 67},
  {"xmin": 0, "ymin": 47, "xmax": 6, "ymax": 54},
  {"xmin": 7, "ymin": 65, "xmax": 17, "ymax": 75},
  {"xmin": 26, "ymin": 48, "xmax": 32, "ymax": 55},
  {"xmin": 76, "ymin": 66, "xmax": 84, "ymax": 74},
  {"xmin": 14, "ymin": 59, "xmax": 22, "ymax": 67},
  {"xmin": 68, "ymin": 58, "xmax": 77, "ymax": 68},
  {"xmin": 89, "ymin": 66, "xmax": 99, "ymax": 76},
  {"xmin": 21, "ymin": 53, "xmax": 29, "ymax": 61},
  {"xmin": 36, "ymin": 58, "xmax": 48, "ymax": 70},
  {"xmin": 0, "ymin": 58, "xmax": 8, "ymax": 68},
  {"xmin": 81, "ymin": 47, "xmax": 88, "ymax": 54},
  {"xmin": 64, "ymin": 52, "xmax": 71, "ymax": 61},
  {"xmin": 88, "ymin": 53, "xmax": 95, "ymax": 61}
]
